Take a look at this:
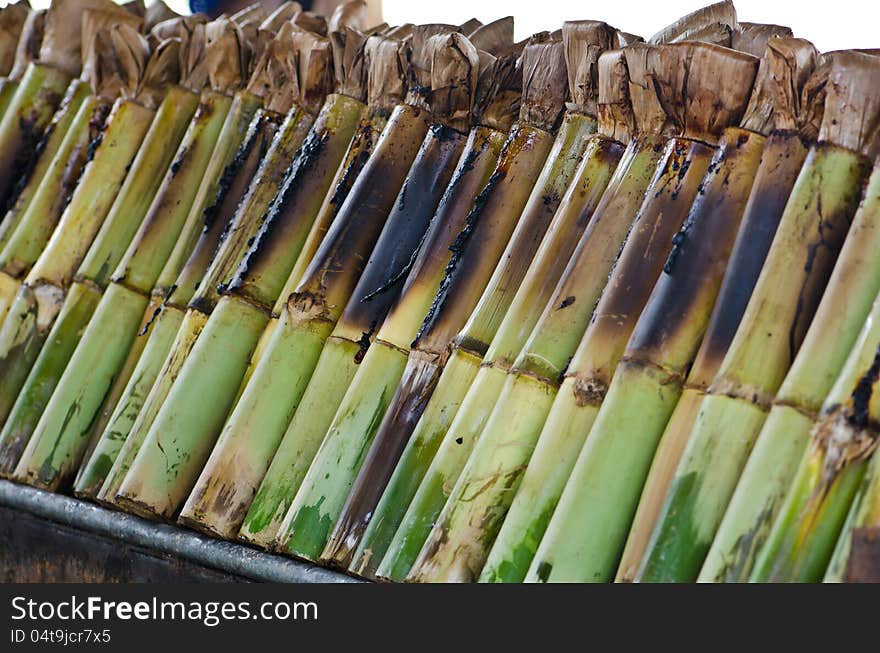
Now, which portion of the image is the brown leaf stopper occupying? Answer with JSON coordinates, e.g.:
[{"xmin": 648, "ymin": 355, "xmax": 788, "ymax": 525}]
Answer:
[
  {"xmin": 519, "ymin": 38, "xmax": 569, "ymax": 132},
  {"xmin": 732, "ymin": 22, "xmax": 793, "ymax": 56},
  {"xmin": 292, "ymin": 11, "xmax": 327, "ymax": 37},
  {"xmin": 80, "ymin": 7, "xmax": 144, "ymax": 90},
  {"xmin": 459, "ymin": 18, "xmax": 482, "ymax": 34},
  {"xmin": 229, "ymin": 3, "xmax": 268, "ymax": 29},
  {"xmin": 365, "ymin": 34, "xmax": 408, "ymax": 113},
  {"xmin": 818, "ymin": 51, "xmax": 880, "ymax": 159},
  {"xmin": 329, "ymin": 25, "xmax": 370, "ymax": 101},
  {"xmin": 649, "ymin": 0, "xmax": 737, "ymax": 44},
  {"xmin": 562, "ymin": 20, "xmax": 617, "ymax": 117},
  {"xmin": 406, "ymin": 24, "xmax": 460, "ymax": 107},
  {"xmin": 473, "ymin": 47, "xmax": 522, "ymax": 132},
  {"xmin": 40, "ymin": 0, "xmax": 138, "ymax": 77},
  {"xmin": 148, "ymin": 15, "xmax": 205, "ymax": 50},
  {"xmin": 144, "ymin": 1, "xmax": 180, "ymax": 33},
  {"xmin": 597, "ymin": 49, "xmax": 635, "ymax": 143},
  {"xmin": 136, "ymin": 36, "xmax": 181, "ymax": 108},
  {"xmin": 10, "ymin": 9, "xmax": 45, "ymax": 80},
  {"xmin": 121, "ymin": 0, "xmax": 145, "ymax": 20},
  {"xmin": 426, "ymin": 31, "xmax": 479, "ymax": 132},
  {"xmin": 628, "ymin": 41, "xmax": 759, "ymax": 143},
  {"xmin": 0, "ymin": 1, "xmax": 30, "ymax": 76},
  {"xmin": 328, "ymin": 0, "xmax": 367, "ymax": 34},
  {"xmin": 741, "ymin": 37, "xmax": 818, "ymax": 135},
  {"xmin": 179, "ymin": 17, "xmax": 248, "ymax": 94},
  {"xmin": 467, "ymin": 16, "xmax": 514, "ymax": 56}
]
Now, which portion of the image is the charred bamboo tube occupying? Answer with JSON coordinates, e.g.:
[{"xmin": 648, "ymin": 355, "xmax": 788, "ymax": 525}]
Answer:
[
  {"xmin": 70, "ymin": 18, "xmax": 322, "ymax": 498},
  {"xmin": 112, "ymin": 28, "xmax": 412, "ymax": 522},
  {"xmin": 239, "ymin": 35, "xmax": 552, "ymax": 553},
  {"xmin": 274, "ymin": 37, "xmax": 572, "ymax": 563},
  {"xmin": 0, "ymin": 31, "xmax": 192, "ymax": 441},
  {"xmin": 617, "ymin": 39, "xmax": 822, "ymax": 583},
  {"xmin": 702, "ymin": 160, "xmax": 880, "ymax": 583},
  {"xmin": 751, "ymin": 292, "xmax": 880, "ymax": 582},
  {"xmin": 411, "ymin": 41, "xmax": 757, "ymax": 583},
  {"xmin": 0, "ymin": 85, "xmax": 102, "ymax": 322},
  {"xmin": 182, "ymin": 29, "xmax": 487, "ymax": 540},
  {"xmin": 0, "ymin": 0, "xmax": 141, "ymax": 210},
  {"xmin": 0, "ymin": 79, "xmax": 92, "ymax": 258},
  {"xmin": 73, "ymin": 97, "xmax": 273, "ymax": 499},
  {"xmin": 336, "ymin": 23, "xmax": 624, "ymax": 577},
  {"xmin": 373, "ymin": 46, "xmax": 667, "ymax": 583},
  {"xmin": 320, "ymin": 27, "xmax": 604, "ymax": 571},
  {"xmin": 8, "ymin": 21, "xmax": 251, "ymax": 490},
  {"xmin": 93, "ymin": 41, "xmax": 336, "ymax": 509},
  {"xmin": 636, "ymin": 51, "xmax": 880, "ymax": 582}
]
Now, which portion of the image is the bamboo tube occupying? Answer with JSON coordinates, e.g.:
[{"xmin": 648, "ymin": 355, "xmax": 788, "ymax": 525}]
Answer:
[
  {"xmin": 8, "ymin": 19, "xmax": 255, "ymax": 492},
  {"xmin": 73, "ymin": 19, "xmax": 313, "ymax": 500},
  {"xmin": 237, "ymin": 38, "xmax": 523, "ymax": 552},
  {"xmin": 181, "ymin": 26, "xmax": 493, "ymax": 540},
  {"xmin": 616, "ymin": 38, "xmax": 822, "ymax": 583},
  {"xmin": 0, "ymin": 8, "xmax": 149, "ymax": 321},
  {"xmin": 702, "ymin": 150, "xmax": 880, "ymax": 581},
  {"xmin": 334, "ymin": 23, "xmax": 624, "ymax": 577},
  {"xmin": 374, "ymin": 44, "xmax": 665, "ymax": 583},
  {"xmin": 410, "ymin": 41, "xmax": 757, "ymax": 583},
  {"xmin": 0, "ymin": 28, "xmax": 176, "ymax": 470},
  {"xmin": 637, "ymin": 51, "xmax": 880, "ymax": 582},
  {"xmin": 93, "ymin": 24, "xmax": 340, "ymax": 508},
  {"xmin": 272, "ymin": 36, "xmax": 571, "ymax": 564},
  {"xmin": 112, "ymin": 26, "xmax": 427, "ymax": 522},
  {"xmin": 752, "ymin": 289, "xmax": 880, "ymax": 582}
]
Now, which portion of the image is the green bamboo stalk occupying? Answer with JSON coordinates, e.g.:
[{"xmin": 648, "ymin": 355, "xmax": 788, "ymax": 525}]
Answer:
[
  {"xmin": 237, "ymin": 36, "xmax": 541, "ymax": 552},
  {"xmin": 74, "ymin": 96, "xmax": 274, "ymax": 500},
  {"xmin": 0, "ymin": 87, "xmax": 103, "ymax": 323},
  {"xmin": 182, "ymin": 31, "xmax": 484, "ymax": 540},
  {"xmin": 113, "ymin": 28, "xmax": 406, "ymax": 521},
  {"xmin": 618, "ymin": 39, "xmax": 821, "ymax": 583},
  {"xmin": 7, "ymin": 19, "xmax": 254, "ymax": 488},
  {"xmin": 0, "ymin": 93, "xmax": 164, "ymax": 452},
  {"xmin": 702, "ymin": 161, "xmax": 880, "ymax": 583},
  {"xmin": 410, "ymin": 41, "xmax": 758, "ymax": 583},
  {"xmin": 274, "ymin": 37, "xmax": 572, "ymax": 564},
  {"xmin": 374, "ymin": 48, "xmax": 664, "ymax": 583},
  {"xmin": 335, "ymin": 23, "xmax": 625, "ymax": 577},
  {"xmin": 0, "ymin": 79, "xmax": 92, "ymax": 256},
  {"xmin": 0, "ymin": 62, "xmax": 72, "ymax": 210},
  {"xmin": 636, "ymin": 51, "xmax": 880, "ymax": 582},
  {"xmin": 751, "ymin": 292, "xmax": 880, "ymax": 582}
]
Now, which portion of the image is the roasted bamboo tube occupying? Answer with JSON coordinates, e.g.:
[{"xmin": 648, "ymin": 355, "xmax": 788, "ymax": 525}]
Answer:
[
  {"xmin": 636, "ymin": 50, "xmax": 880, "ymax": 582},
  {"xmin": 410, "ymin": 41, "xmax": 757, "ymax": 583},
  {"xmin": 4, "ymin": 19, "xmax": 244, "ymax": 487},
  {"xmin": 0, "ymin": 28, "xmax": 183, "ymax": 472},
  {"xmin": 93, "ymin": 22, "xmax": 356, "ymax": 509},
  {"xmin": 334, "ymin": 22, "xmax": 626, "ymax": 577},
  {"xmin": 237, "ymin": 35, "xmax": 529, "ymax": 552},
  {"xmin": 111, "ymin": 27, "xmax": 431, "ymax": 521},
  {"xmin": 181, "ymin": 26, "xmax": 499, "ymax": 539},
  {"xmin": 617, "ymin": 37, "xmax": 821, "ymax": 583},
  {"xmin": 72, "ymin": 17, "xmax": 315, "ymax": 499},
  {"xmin": 274, "ymin": 35, "xmax": 575, "ymax": 563}
]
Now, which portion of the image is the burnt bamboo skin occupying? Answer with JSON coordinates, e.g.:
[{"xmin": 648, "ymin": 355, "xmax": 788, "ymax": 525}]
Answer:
[
  {"xmin": 8, "ymin": 18, "xmax": 253, "ymax": 490},
  {"xmin": 236, "ymin": 36, "xmax": 529, "ymax": 551},
  {"xmin": 637, "ymin": 51, "xmax": 880, "ymax": 583},
  {"xmin": 112, "ymin": 26, "xmax": 452, "ymax": 521},
  {"xmin": 0, "ymin": 28, "xmax": 183, "ymax": 473},
  {"xmin": 181, "ymin": 26, "xmax": 501, "ymax": 540},
  {"xmin": 72, "ymin": 19, "xmax": 322, "ymax": 499},
  {"xmin": 94, "ymin": 24, "xmax": 382, "ymax": 510},
  {"xmin": 411, "ymin": 41, "xmax": 759, "ymax": 583},
  {"xmin": 616, "ymin": 37, "xmax": 821, "ymax": 583},
  {"xmin": 327, "ymin": 22, "xmax": 624, "ymax": 575},
  {"xmin": 273, "ymin": 36, "xmax": 574, "ymax": 563}
]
